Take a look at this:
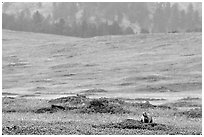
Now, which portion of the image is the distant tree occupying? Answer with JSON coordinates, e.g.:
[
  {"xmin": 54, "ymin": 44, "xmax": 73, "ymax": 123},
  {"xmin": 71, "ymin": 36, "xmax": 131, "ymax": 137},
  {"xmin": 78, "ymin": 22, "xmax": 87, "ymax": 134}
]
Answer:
[
  {"xmin": 80, "ymin": 3, "xmax": 96, "ymax": 22},
  {"xmin": 140, "ymin": 28, "xmax": 149, "ymax": 33},
  {"xmin": 127, "ymin": 3, "xmax": 139, "ymax": 22},
  {"xmin": 41, "ymin": 14, "xmax": 52, "ymax": 34},
  {"xmin": 192, "ymin": 10, "xmax": 202, "ymax": 32},
  {"xmin": 152, "ymin": 3, "xmax": 166, "ymax": 33},
  {"xmin": 81, "ymin": 20, "xmax": 89, "ymax": 37},
  {"xmin": 186, "ymin": 3, "xmax": 194, "ymax": 32},
  {"xmin": 104, "ymin": 3, "xmax": 128, "ymax": 22},
  {"xmin": 169, "ymin": 3, "xmax": 180, "ymax": 32},
  {"xmin": 52, "ymin": 2, "xmax": 77, "ymax": 21},
  {"xmin": 135, "ymin": 3, "xmax": 150, "ymax": 32},
  {"xmin": 32, "ymin": 10, "xmax": 44, "ymax": 32},
  {"xmin": 15, "ymin": 9, "xmax": 32, "ymax": 31},
  {"xmin": 33, "ymin": 11, "xmax": 43, "ymax": 25},
  {"xmin": 124, "ymin": 26, "xmax": 134, "ymax": 34},
  {"xmin": 163, "ymin": 2, "xmax": 172, "ymax": 32},
  {"xmin": 69, "ymin": 21, "xmax": 78, "ymax": 37},
  {"xmin": 2, "ymin": 13, "xmax": 16, "ymax": 29},
  {"xmin": 83, "ymin": 22, "xmax": 97, "ymax": 37},
  {"xmin": 89, "ymin": 23, "xmax": 97, "ymax": 37},
  {"xmin": 54, "ymin": 18, "xmax": 66, "ymax": 35},
  {"xmin": 109, "ymin": 21, "xmax": 122, "ymax": 35},
  {"xmin": 97, "ymin": 21, "xmax": 109, "ymax": 36},
  {"xmin": 178, "ymin": 10, "xmax": 187, "ymax": 32}
]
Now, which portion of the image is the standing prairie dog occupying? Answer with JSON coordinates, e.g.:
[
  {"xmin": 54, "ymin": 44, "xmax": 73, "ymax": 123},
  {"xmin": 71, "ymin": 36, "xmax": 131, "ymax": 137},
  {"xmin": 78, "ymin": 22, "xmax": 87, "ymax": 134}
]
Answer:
[{"xmin": 141, "ymin": 112, "xmax": 153, "ymax": 123}]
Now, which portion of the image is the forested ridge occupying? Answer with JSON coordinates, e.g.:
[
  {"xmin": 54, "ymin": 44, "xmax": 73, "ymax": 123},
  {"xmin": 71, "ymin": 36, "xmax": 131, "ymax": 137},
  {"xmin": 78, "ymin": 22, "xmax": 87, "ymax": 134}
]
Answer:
[{"xmin": 3, "ymin": 2, "xmax": 202, "ymax": 38}]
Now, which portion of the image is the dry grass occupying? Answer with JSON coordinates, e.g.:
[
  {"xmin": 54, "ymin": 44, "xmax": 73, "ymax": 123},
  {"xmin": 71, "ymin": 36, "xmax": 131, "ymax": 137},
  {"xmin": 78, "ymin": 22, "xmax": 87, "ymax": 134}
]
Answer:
[
  {"xmin": 2, "ymin": 30, "xmax": 202, "ymax": 97},
  {"xmin": 2, "ymin": 97, "xmax": 202, "ymax": 135}
]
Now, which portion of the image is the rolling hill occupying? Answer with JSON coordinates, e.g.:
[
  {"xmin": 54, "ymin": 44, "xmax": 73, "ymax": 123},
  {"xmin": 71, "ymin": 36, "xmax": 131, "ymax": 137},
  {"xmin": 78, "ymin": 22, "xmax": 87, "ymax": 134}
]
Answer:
[{"xmin": 2, "ymin": 30, "xmax": 202, "ymax": 101}]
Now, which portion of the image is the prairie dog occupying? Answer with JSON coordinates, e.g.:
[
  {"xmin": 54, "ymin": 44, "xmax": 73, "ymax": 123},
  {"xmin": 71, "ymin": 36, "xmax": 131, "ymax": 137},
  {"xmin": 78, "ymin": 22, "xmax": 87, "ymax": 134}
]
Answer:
[{"xmin": 141, "ymin": 112, "xmax": 153, "ymax": 123}]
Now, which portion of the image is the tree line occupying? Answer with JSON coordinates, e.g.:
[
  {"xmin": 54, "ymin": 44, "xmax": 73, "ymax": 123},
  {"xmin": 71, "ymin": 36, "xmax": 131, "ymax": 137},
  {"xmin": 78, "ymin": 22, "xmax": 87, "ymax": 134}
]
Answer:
[{"xmin": 2, "ymin": 2, "xmax": 202, "ymax": 38}]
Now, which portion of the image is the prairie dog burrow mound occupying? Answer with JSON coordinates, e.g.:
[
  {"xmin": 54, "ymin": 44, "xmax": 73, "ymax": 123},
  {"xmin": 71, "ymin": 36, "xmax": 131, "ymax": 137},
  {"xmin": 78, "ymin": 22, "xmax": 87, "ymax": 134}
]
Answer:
[{"xmin": 93, "ymin": 119, "xmax": 171, "ymax": 131}]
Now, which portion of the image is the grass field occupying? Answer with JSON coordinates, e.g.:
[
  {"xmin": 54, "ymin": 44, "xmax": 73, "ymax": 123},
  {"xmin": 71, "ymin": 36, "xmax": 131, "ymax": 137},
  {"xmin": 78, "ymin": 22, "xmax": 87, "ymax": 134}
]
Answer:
[
  {"xmin": 2, "ymin": 96, "xmax": 202, "ymax": 135},
  {"xmin": 2, "ymin": 30, "xmax": 202, "ymax": 135}
]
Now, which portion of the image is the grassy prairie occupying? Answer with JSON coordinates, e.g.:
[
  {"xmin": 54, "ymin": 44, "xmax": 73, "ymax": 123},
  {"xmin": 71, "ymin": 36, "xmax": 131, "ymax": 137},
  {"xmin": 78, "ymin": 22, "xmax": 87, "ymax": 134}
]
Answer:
[
  {"xmin": 2, "ymin": 30, "xmax": 202, "ymax": 135},
  {"xmin": 2, "ymin": 96, "xmax": 202, "ymax": 135}
]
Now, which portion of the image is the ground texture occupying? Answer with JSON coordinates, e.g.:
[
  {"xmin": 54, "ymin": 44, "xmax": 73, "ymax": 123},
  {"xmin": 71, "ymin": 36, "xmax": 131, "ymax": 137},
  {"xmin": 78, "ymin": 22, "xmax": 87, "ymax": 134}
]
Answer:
[{"xmin": 2, "ymin": 30, "xmax": 202, "ymax": 135}]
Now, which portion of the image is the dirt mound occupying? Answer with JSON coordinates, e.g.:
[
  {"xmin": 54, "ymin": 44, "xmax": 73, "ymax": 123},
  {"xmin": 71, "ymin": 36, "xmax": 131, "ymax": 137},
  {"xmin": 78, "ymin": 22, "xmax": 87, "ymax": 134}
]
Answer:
[
  {"xmin": 79, "ymin": 98, "xmax": 128, "ymax": 114},
  {"xmin": 36, "ymin": 97, "xmax": 172, "ymax": 114},
  {"xmin": 36, "ymin": 97, "xmax": 128, "ymax": 114},
  {"xmin": 180, "ymin": 97, "xmax": 201, "ymax": 101},
  {"xmin": 93, "ymin": 119, "xmax": 171, "ymax": 131},
  {"xmin": 156, "ymin": 105, "xmax": 172, "ymax": 109},
  {"xmin": 164, "ymin": 100, "xmax": 201, "ymax": 108},
  {"xmin": 130, "ymin": 101, "xmax": 171, "ymax": 109},
  {"xmin": 100, "ymin": 97, "xmax": 125, "ymax": 105},
  {"xmin": 48, "ymin": 95, "xmax": 88, "ymax": 105},
  {"xmin": 133, "ymin": 101, "xmax": 156, "ymax": 108},
  {"xmin": 2, "ymin": 97, "xmax": 16, "ymax": 104},
  {"xmin": 175, "ymin": 108, "xmax": 202, "ymax": 118},
  {"xmin": 81, "ymin": 89, "xmax": 108, "ymax": 93},
  {"xmin": 35, "ymin": 105, "xmax": 66, "ymax": 113}
]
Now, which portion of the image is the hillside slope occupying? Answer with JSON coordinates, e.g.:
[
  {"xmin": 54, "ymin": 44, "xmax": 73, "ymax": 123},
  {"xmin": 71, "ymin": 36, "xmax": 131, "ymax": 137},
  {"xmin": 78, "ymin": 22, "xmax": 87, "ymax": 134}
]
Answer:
[{"xmin": 2, "ymin": 30, "xmax": 202, "ymax": 100}]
